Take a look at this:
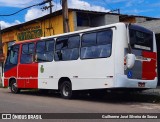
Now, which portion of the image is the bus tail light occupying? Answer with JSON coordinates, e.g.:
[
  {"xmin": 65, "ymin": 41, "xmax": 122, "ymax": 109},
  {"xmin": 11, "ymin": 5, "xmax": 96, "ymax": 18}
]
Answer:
[
  {"xmin": 124, "ymin": 57, "xmax": 126, "ymax": 65},
  {"xmin": 124, "ymin": 57, "xmax": 127, "ymax": 70}
]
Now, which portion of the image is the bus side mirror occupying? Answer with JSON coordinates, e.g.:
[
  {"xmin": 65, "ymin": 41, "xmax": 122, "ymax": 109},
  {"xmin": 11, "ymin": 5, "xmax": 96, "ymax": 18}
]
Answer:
[{"xmin": 126, "ymin": 54, "xmax": 135, "ymax": 69}]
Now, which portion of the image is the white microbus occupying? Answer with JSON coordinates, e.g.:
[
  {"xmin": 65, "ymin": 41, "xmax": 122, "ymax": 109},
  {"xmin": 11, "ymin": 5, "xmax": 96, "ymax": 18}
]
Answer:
[{"xmin": 3, "ymin": 23, "xmax": 157, "ymax": 99}]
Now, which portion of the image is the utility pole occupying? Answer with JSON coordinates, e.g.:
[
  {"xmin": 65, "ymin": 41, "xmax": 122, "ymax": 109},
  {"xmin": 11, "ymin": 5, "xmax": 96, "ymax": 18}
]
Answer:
[
  {"xmin": 109, "ymin": 9, "xmax": 120, "ymax": 14},
  {"xmin": 42, "ymin": 0, "xmax": 53, "ymax": 14},
  {"xmin": 0, "ymin": 25, "xmax": 3, "ymax": 55},
  {"xmin": 62, "ymin": 0, "xmax": 70, "ymax": 33},
  {"xmin": 48, "ymin": 0, "xmax": 52, "ymax": 14}
]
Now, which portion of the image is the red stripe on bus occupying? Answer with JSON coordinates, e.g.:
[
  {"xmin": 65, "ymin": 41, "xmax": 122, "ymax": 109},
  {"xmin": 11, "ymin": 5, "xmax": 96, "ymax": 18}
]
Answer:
[
  {"xmin": 4, "ymin": 66, "xmax": 17, "ymax": 87},
  {"xmin": 4, "ymin": 63, "xmax": 38, "ymax": 89},
  {"xmin": 142, "ymin": 51, "xmax": 157, "ymax": 80},
  {"xmin": 18, "ymin": 63, "xmax": 38, "ymax": 89}
]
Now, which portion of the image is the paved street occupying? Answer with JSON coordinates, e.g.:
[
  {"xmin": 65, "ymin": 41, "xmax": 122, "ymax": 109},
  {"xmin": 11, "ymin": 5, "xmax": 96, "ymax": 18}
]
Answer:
[{"xmin": 0, "ymin": 88, "xmax": 160, "ymax": 122}]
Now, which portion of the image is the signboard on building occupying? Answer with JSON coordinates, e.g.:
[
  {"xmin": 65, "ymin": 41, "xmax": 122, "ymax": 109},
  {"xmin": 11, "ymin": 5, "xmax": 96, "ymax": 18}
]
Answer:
[{"xmin": 17, "ymin": 25, "xmax": 43, "ymax": 41}]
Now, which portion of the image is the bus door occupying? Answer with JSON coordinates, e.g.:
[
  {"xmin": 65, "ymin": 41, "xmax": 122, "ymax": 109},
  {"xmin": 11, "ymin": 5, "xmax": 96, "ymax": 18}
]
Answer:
[
  {"xmin": 4, "ymin": 45, "xmax": 19, "ymax": 87},
  {"xmin": 18, "ymin": 43, "xmax": 38, "ymax": 89}
]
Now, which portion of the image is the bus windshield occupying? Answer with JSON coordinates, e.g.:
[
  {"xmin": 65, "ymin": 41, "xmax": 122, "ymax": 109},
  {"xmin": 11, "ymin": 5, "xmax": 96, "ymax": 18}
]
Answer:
[
  {"xmin": 5, "ymin": 45, "xmax": 19, "ymax": 65},
  {"xmin": 129, "ymin": 28, "xmax": 153, "ymax": 51}
]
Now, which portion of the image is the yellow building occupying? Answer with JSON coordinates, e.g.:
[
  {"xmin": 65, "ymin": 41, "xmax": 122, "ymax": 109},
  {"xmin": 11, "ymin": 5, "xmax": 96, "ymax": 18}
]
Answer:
[{"xmin": 1, "ymin": 10, "xmax": 75, "ymax": 58}]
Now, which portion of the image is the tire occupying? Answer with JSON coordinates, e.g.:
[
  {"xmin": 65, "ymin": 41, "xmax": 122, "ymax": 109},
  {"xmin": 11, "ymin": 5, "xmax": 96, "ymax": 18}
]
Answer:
[
  {"xmin": 60, "ymin": 81, "xmax": 72, "ymax": 99},
  {"xmin": 10, "ymin": 81, "xmax": 20, "ymax": 94}
]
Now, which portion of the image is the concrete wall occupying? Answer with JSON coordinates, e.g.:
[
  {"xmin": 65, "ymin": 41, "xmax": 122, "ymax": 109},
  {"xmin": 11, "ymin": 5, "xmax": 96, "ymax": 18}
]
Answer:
[
  {"xmin": 76, "ymin": 14, "xmax": 120, "ymax": 31},
  {"xmin": 91, "ymin": 15, "xmax": 105, "ymax": 27},
  {"xmin": 136, "ymin": 20, "xmax": 160, "ymax": 34},
  {"xmin": 135, "ymin": 17, "xmax": 146, "ymax": 23},
  {"xmin": 104, "ymin": 14, "xmax": 119, "ymax": 25}
]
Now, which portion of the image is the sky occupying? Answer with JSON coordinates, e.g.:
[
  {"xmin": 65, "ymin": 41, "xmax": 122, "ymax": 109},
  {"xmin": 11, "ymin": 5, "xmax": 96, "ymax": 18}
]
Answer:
[{"xmin": 0, "ymin": 0, "xmax": 160, "ymax": 29}]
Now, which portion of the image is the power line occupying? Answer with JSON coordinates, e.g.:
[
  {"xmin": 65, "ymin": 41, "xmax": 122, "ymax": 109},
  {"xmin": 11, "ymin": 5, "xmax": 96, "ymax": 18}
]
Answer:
[
  {"xmin": 101, "ymin": 0, "xmax": 120, "ymax": 14},
  {"xmin": 0, "ymin": 0, "xmax": 51, "ymax": 17},
  {"xmin": 92, "ymin": 0, "xmax": 119, "ymax": 14},
  {"xmin": 102, "ymin": 0, "xmax": 114, "ymax": 10}
]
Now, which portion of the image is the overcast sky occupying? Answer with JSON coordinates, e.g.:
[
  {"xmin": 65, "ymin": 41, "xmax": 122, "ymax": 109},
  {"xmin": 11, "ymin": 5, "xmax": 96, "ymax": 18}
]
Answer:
[{"xmin": 0, "ymin": 0, "xmax": 160, "ymax": 29}]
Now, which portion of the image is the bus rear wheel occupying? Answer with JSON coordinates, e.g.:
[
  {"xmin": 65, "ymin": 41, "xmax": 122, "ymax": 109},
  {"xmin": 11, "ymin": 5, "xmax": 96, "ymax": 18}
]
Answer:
[
  {"xmin": 60, "ymin": 81, "xmax": 72, "ymax": 99},
  {"xmin": 10, "ymin": 81, "xmax": 20, "ymax": 94}
]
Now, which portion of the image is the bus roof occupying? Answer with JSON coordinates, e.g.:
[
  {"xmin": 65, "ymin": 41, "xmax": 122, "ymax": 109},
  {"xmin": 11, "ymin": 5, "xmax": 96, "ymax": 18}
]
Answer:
[{"xmin": 41, "ymin": 22, "xmax": 125, "ymax": 40}]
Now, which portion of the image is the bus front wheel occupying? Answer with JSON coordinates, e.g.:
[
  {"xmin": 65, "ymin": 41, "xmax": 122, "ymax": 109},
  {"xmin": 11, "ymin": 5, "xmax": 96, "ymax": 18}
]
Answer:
[
  {"xmin": 60, "ymin": 81, "xmax": 72, "ymax": 99},
  {"xmin": 10, "ymin": 81, "xmax": 20, "ymax": 94}
]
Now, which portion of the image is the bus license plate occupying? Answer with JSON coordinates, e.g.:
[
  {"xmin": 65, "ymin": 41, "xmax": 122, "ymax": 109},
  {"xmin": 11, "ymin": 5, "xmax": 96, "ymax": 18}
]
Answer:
[{"xmin": 138, "ymin": 82, "xmax": 145, "ymax": 87}]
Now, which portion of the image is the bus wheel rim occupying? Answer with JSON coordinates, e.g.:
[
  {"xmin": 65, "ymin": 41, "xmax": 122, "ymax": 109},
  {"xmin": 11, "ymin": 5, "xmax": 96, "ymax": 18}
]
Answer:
[
  {"xmin": 12, "ymin": 83, "xmax": 18, "ymax": 92},
  {"xmin": 62, "ymin": 84, "xmax": 70, "ymax": 96}
]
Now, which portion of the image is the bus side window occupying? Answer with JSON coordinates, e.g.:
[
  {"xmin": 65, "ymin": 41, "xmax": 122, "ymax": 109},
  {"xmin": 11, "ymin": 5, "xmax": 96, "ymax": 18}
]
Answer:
[
  {"xmin": 81, "ymin": 29, "xmax": 112, "ymax": 59},
  {"xmin": 20, "ymin": 43, "xmax": 35, "ymax": 64},
  {"xmin": 68, "ymin": 36, "xmax": 80, "ymax": 60},
  {"xmin": 9, "ymin": 45, "xmax": 19, "ymax": 65},
  {"xmin": 55, "ymin": 35, "xmax": 80, "ymax": 61},
  {"xmin": 36, "ymin": 39, "xmax": 54, "ymax": 62},
  {"xmin": 97, "ymin": 30, "xmax": 112, "ymax": 57}
]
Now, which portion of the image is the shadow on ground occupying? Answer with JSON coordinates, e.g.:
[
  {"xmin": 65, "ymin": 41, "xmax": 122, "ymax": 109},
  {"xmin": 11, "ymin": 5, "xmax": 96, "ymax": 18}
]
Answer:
[{"xmin": 16, "ymin": 89, "xmax": 160, "ymax": 104}]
